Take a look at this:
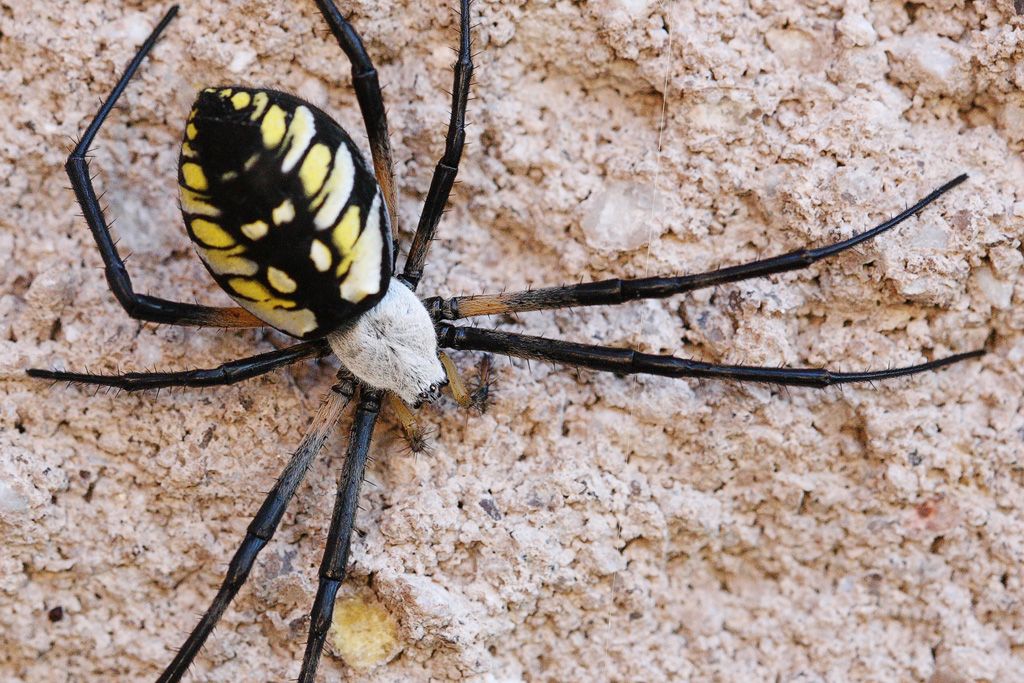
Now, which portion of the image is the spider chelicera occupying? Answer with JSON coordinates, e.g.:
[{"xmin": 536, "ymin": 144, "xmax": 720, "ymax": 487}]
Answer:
[{"xmin": 28, "ymin": 1, "xmax": 985, "ymax": 680}]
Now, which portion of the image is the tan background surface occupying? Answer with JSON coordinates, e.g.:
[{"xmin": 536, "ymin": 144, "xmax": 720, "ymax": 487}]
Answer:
[{"xmin": 3, "ymin": 0, "xmax": 1024, "ymax": 681}]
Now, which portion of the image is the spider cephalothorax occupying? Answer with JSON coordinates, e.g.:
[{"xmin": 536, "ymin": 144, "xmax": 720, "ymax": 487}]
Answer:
[
  {"xmin": 327, "ymin": 280, "xmax": 448, "ymax": 405},
  {"xmin": 28, "ymin": 1, "xmax": 985, "ymax": 681}
]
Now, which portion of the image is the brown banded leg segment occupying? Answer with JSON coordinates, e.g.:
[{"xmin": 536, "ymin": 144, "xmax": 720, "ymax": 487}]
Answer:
[
  {"xmin": 66, "ymin": 6, "xmax": 264, "ymax": 330},
  {"xmin": 426, "ymin": 175, "xmax": 969, "ymax": 321},
  {"xmin": 195, "ymin": 306, "xmax": 264, "ymax": 327}
]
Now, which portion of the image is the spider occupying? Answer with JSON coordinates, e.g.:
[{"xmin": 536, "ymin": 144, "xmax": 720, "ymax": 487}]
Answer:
[{"xmin": 27, "ymin": 1, "xmax": 986, "ymax": 680}]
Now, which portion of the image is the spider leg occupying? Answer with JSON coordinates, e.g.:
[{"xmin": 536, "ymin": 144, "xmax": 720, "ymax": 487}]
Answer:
[
  {"xmin": 27, "ymin": 340, "xmax": 330, "ymax": 391},
  {"xmin": 298, "ymin": 387, "xmax": 382, "ymax": 683},
  {"xmin": 440, "ymin": 351, "xmax": 473, "ymax": 407},
  {"xmin": 66, "ymin": 6, "xmax": 263, "ymax": 329},
  {"xmin": 438, "ymin": 325, "xmax": 984, "ymax": 388},
  {"xmin": 400, "ymin": 0, "xmax": 473, "ymax": 290},
  {"xmin": 387, "ymin": 393, "xmax": 430, "ymax": 453},
  {"xmin": 156, "ymin": 382, "xmax": 352, "ymax": 683},
  {"xmin": 427, "ymin": 175, "xmax": 967, "ymax": 320},
  {"xmin": 469, "ymin": 354, "xmax": 495, "ymax": 412},
  {"xmin": 312, "ymin": 1, "xmax": 400, "ymax": 229}
]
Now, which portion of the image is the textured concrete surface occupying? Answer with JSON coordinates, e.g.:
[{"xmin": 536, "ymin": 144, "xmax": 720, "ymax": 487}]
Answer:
[{"xmin": 3, "ymin": 0, "xmax": 1024, "ymax": 681}]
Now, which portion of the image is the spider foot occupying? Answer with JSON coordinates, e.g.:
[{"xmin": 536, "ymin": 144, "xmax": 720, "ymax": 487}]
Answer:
[
  {"xmin": 387, "ymin": 392, "xmax": 433, "ymax": 453},
  {"xmin": 469, "ymin": 355, "xmax": 494, "ymax": 413},
  {"xmin": 403, "ymin": 424, "xmax": 436, "ymax": 455}
]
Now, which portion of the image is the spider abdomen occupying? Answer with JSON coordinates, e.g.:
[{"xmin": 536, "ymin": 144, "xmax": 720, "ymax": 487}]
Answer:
[{"xmin": 179, "ymin": 87, "xmax": 393, "ymax": 339}]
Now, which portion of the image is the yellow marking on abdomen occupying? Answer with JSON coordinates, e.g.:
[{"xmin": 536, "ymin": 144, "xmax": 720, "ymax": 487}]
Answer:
[
  {"xmin": 272, "ymin": 199, "xmax": 295, "ymax": 225},
  {"xmin": 190, "ymin": 219, "xmax": 234, "ymax": 248},
  {"xmin": 332, "ymin": 205, "xmax": 361, "ymax": 261},
  {"xmin": 250, "ymin": 91, "xmax": 269, "ymax": 121},
  {"xmin": 309, "ymin": 239, "xmax": 332, "ymax": 272},
  {"xmin": 281, "ymin": 106, "xmax": 316, "ymax": 173},
  {"xmin": 299, "ymin": 143, "xmax": 331, "ymax": 197},
  {"xmin": 180, "ymin": 186, "xmax": 221, "ymax": 217},
  {"xmin": 339, "ymin": 194, "xmax": 384, "ymax": 303},
  {"xmin": 329, "ymin": 596, "xmax": 400, "ymax": 670},
  {"xmin": 240, "ymin": 220, "xmax": 269, "ymax": 240},
  {"xmin": 219, "ymin": 88, "xmax": 233, "ymax": 98},
  {"xmin": 226, "ymin": 278, "xmax": 299, "ymax": 313},
  {"xmin": 267, "ymin": 267, "xmax": 298, "ymax": 293},
  {"xmin": 181, "ymin": 142, "xmax": 197, "ymax": 158},
  {"xmin": 313, "ymin": 146, "xmax": 355, "ymax": 229},
  {"xmin": 186, "ymin": 123, "xmax": 198, "ymax": 140},
  {"xmin": 261, "ymin": 105, "xmax": 287, "ymax": 149},
  {"xmin": 228, "ymin": 278, "xmax": 272, "ymax": 301},
  {"xmin": 231, "ymin": 91, "xmax": 251, "ymax": 110},
  {"xmin": 237, "ymin": 303, "xmax": 317, "ymax": 337},
  {"xmin": 181, "ymin": 163, "xmax": 208, "ymax": 191},
  {"xmin": 226, "ymin": 279, "xmax": 298, "ymax": 310},
  {"xmin": 197, "ymin": 245, "xmax": 258, "ymax": 276}
]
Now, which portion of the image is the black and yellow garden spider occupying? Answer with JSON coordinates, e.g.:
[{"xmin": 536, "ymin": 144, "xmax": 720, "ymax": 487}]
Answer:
[{"xmin": 28, "ymin": 1, "xmax": 984, "ymax": 680}]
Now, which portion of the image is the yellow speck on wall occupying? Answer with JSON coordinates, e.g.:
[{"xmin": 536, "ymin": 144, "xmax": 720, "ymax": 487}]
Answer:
[{"xmin": 329, "ymin": 596, "xmax": 401, "ymax": 670}]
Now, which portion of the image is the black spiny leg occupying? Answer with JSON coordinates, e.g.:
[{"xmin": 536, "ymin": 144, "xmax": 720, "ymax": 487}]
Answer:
[
  {"xmin": 313, "ymin": 0, "xmax": 400, "ymax": 228},
  {"xmin": 427, "ymin": 175, "xmax": 968, "ymax": 320},
  {"xmin": 27, "ymin": 339, "xmax": 330, "ymax": 391},
  {"xmin": 438, "ymin": 325, "xmax": 984, "ymax": 388},
  {"xmin": 157, "ymin": 383, "xmax": 353, "ymax": 683},
  {"xmin": 298, "ymin": 388, "xmax": 382, "ymax": 683},
  {"xmin": 67, "ymin": 6, "xmax": 263, "ymax": 329},
  {"xmin": 401, "ymin": 0, "xmax": 473, "ymax": 290}
]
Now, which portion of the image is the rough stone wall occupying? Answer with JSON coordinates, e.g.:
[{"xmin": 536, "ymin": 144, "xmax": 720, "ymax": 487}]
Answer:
[{"xmin": 3, "ymin": 0, "xmax": 1024, "ymax": 681}]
